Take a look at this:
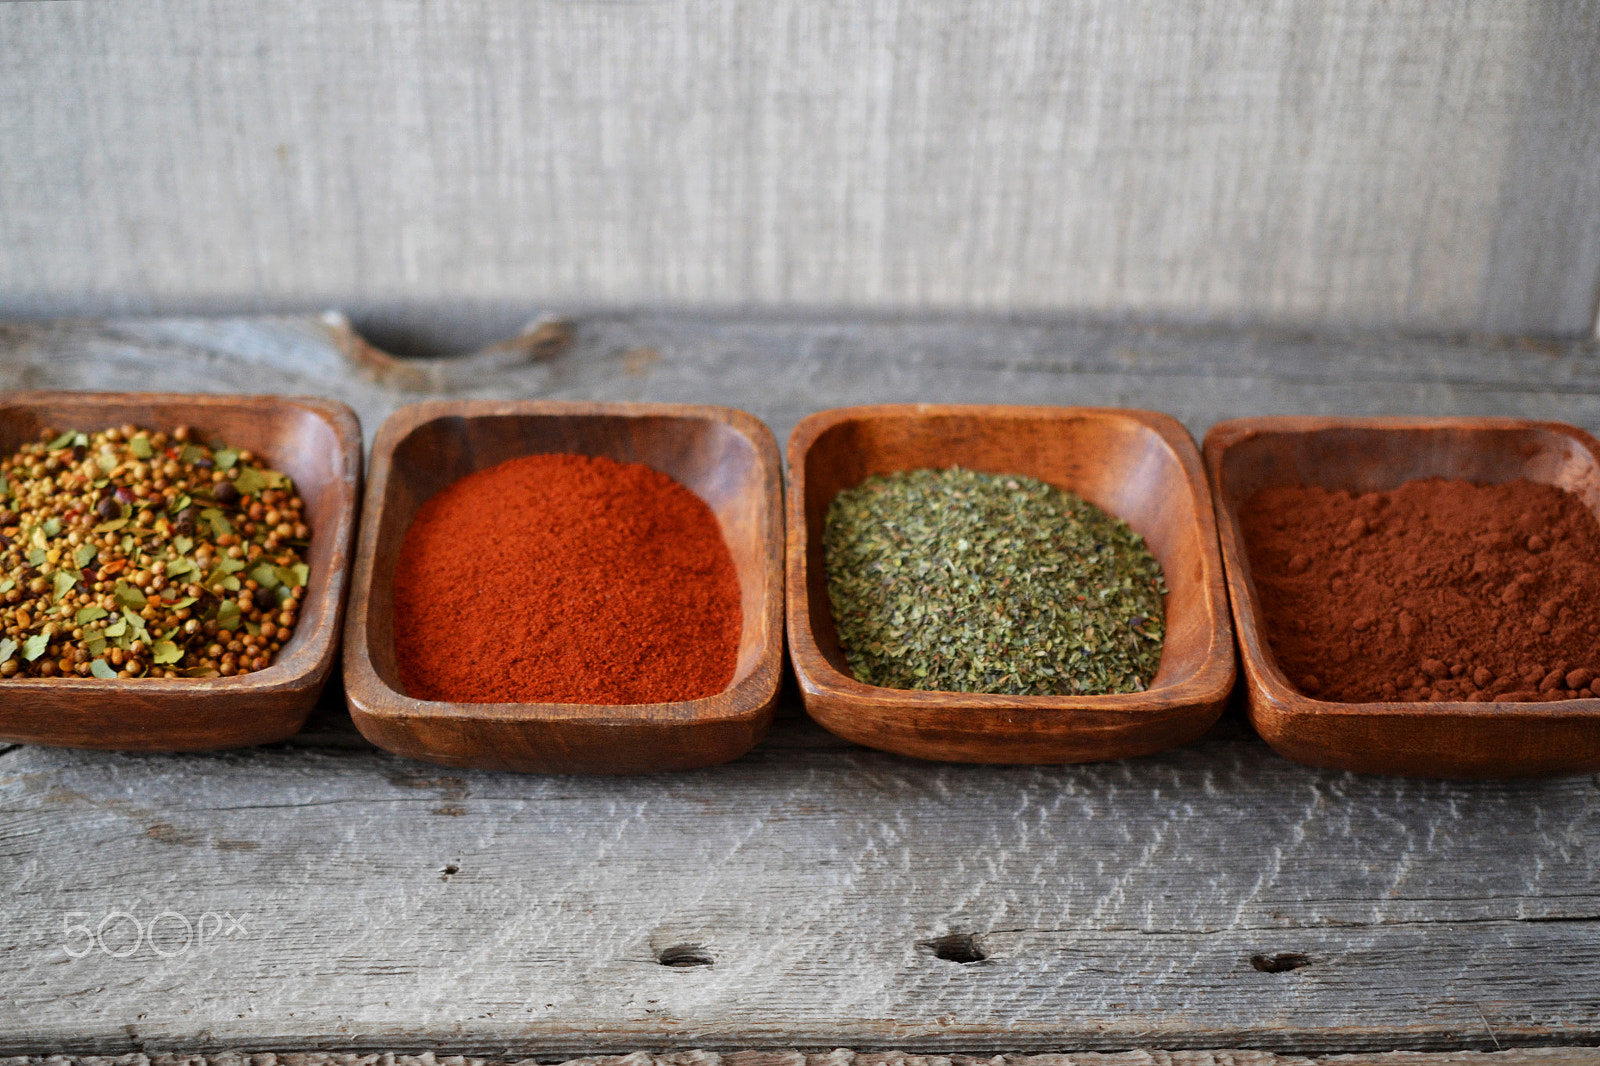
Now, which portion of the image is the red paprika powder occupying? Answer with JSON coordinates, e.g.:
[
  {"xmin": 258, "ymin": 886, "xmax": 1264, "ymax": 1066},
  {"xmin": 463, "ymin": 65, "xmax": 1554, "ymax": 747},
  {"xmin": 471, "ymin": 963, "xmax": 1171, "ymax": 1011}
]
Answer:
[
  {"xmin": 1240, "ymin": 477, "xmax": 1600, "ymax": 704},
  {"xmin": 392, "ymin": 453, "xmax": 741, "ymax": 704}
]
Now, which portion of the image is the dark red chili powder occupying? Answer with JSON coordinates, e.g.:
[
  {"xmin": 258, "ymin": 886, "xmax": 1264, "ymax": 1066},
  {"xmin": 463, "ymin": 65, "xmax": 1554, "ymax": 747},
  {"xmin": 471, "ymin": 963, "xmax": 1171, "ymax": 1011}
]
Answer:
[
  {"xmin": 393, "ymin": 453, "xmax": 741, "ymax": 704},
  {"xmin": 1240, "ymin": 477, "xmax": 1600, "ymax": 704}
]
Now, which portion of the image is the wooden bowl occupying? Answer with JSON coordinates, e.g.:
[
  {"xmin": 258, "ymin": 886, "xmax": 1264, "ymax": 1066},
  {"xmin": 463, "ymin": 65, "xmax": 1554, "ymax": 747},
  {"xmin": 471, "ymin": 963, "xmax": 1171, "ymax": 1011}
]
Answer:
[
  {"xmin": 0, "ymin": 391, "xmax": 362, "ymax": 750},
  {"xmin": 1207, "ymin": 415, "xmax": 1600, "ymax": 778},
  {"xmin": 786, "ymin": 404, "xmax": 1235, "ymax": 763},
  {"xmin": 343, "ymin": 401, "xmax": 784, "ymax": 774}
]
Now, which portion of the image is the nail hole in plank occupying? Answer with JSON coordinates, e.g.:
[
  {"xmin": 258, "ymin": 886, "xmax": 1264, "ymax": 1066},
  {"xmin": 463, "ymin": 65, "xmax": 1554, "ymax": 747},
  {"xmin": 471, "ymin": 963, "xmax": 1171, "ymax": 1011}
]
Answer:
[
  {"xmin": 1251, "ymin": 952, "xmax": 1311, "ymax": 973},
  {"xmin": 657, "ymin": 943, "xmax": 714, "ymax": 968}
]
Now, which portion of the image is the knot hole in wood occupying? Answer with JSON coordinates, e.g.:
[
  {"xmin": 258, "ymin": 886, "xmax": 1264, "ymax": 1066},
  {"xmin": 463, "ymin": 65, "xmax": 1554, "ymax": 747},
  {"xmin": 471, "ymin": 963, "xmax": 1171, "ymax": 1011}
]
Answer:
[{"xmin": 921, "ymin": 932, "xmax": 988, "ymax": 964}]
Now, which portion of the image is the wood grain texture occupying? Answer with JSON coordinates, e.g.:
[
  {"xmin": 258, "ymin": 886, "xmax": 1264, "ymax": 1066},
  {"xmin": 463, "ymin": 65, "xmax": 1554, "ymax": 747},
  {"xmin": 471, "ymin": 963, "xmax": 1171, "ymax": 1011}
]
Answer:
[
  {"xmin": 3, "ymin": 2, "xmax": 1600, "ymax": 335},
  {"xmin": 10, "ymin": 314, "xmax": 1600, "ymax": 453},
  {"xmin": 6, "ymin": 1054, "xmax": 1600, "ymax": 1066},
  {"xmin": 5, "ymin": 725, "xmax": 1600, "ymax": 1054},
  {"xmin": 1207, "ymin": 417, "xmax": 1600, "ymax": 779},
  {"xmin": 786, "ymin": 405, "xmax": 1233, "ymax": 763},
  {"xmin": 344, "ymin": 401, "xmax": 784, "ymax": 773},
  {"xmin": 0, "ymin": 392, "xmax": 361, "ymax": 751},
  {"xmin": 3, "ymin": 315, "xmax": 1600, "ymax": 1053}
]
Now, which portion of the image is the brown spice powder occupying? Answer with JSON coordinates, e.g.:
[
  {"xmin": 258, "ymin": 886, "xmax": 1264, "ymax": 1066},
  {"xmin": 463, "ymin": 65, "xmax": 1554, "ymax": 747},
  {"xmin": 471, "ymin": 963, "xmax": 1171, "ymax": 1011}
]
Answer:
[{"xmin": 1239, "ymin": 477, "xmax": 1600, "ymax": 703}]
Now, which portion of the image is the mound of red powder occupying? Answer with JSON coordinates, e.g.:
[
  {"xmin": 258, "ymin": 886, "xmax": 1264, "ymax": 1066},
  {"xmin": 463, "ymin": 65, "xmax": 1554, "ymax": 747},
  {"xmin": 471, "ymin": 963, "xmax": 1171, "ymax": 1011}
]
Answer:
[{"xmin": 392, "ymin": 453, "xmax": 741, "ymax": 705}]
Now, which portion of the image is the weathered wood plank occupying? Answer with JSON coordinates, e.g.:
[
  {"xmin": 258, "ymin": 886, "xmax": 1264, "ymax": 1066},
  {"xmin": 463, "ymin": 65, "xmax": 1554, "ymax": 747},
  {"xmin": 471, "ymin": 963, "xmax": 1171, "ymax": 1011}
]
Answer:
[
  {"xmin": 3, "ymin": 721, "xmax": 1598, "ymax": 1054},
  {"xmin": 8, "ymin": 1053, "xmax": 1600, "ymax": 1066},
  {"xmin": 5, "ymin": 316, "xmax": 1600, "ymax": 455},
  {"xmin": 6, "ymin": 1052, "xmax": 1600, "ymax": 1066},
  {"xmin": 2, "ymin": 315, "xmax": 1600, "ymax": 1055}
]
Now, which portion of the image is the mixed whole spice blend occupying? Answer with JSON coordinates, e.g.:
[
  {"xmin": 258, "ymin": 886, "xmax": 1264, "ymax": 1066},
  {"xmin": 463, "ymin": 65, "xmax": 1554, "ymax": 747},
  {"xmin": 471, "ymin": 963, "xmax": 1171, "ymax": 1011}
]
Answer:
[
  {"xmin": 1240, "ymin": 477, "xmax": 1600, "ymax": 703},
  {"xmin": 0, "ymin": 424, "xmax": 311, "ymax": 680},
  {"xmin": 823, "ymin": 467, "xmax": 1167, "ymax": 695},
  {"xmin": 392, "ymin": 452, "xmax": 741, "ymax": 705}
]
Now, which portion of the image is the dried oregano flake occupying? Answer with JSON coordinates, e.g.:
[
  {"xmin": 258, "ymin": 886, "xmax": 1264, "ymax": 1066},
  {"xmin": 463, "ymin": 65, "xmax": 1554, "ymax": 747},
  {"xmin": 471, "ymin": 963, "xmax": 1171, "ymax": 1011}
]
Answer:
[{"xmin": 823, "ymin": 467, "xmax": 1167, "ymax": 695}]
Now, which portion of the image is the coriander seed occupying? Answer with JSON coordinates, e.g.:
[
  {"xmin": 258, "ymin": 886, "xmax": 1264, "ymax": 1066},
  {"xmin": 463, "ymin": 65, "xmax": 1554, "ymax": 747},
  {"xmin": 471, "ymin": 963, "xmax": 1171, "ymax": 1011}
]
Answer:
[{"xmin": 0, "ymin": 425, "xmax": 313, "ymax": 680}]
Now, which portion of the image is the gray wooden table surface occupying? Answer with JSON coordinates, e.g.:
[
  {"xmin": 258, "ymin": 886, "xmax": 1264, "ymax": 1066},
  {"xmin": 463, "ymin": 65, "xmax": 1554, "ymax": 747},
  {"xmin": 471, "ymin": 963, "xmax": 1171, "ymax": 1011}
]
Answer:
[{"xmin": 1, "ymin": 314, "xmax": 1598, "ymax": 1058}]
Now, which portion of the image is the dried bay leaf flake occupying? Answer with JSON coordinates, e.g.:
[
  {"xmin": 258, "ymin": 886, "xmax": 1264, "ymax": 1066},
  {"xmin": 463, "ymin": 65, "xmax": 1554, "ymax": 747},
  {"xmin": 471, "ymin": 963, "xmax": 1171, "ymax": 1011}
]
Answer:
[
  {"xmin": 232, "ymin": 465, "xmax": 267, "ymax": 497},
  {"xmin": 823, "ymin": 466, "xmax": 1168, "ymax": 696}
]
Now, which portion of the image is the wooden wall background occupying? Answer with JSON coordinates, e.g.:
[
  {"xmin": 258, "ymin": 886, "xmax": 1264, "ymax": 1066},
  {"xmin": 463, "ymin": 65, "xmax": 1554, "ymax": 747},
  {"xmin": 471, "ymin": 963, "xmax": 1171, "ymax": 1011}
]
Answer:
[{"xmin": 2, "ymin": 0, "xmax": 1599, "ymax": 343}]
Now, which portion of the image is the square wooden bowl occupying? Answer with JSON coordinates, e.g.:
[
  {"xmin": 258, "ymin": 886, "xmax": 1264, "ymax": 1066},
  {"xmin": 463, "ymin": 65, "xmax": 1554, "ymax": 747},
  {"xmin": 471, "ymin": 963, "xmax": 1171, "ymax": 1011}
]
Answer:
[
  {"xmin": 786, "ymin": 404, "xmax": 1235, "ymax": 763},
  {"xmin": 0, "ymin": 391, "xmax": 362, "ymax": 750},
  {"xmin": 343, "ymin": 400, "xmax": 784, "ymax": 774},
  {"xmin": 1207, "ymin": 415, "xmax": 1600, "ymax": 778}
]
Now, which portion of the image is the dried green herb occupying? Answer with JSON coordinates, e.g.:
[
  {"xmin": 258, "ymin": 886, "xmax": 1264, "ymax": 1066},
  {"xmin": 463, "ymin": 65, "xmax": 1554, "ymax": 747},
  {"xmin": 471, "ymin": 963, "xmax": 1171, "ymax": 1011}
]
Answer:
[{"xmin": 823, "ymin": 467, "xmax": 1167, "ymax": 695}]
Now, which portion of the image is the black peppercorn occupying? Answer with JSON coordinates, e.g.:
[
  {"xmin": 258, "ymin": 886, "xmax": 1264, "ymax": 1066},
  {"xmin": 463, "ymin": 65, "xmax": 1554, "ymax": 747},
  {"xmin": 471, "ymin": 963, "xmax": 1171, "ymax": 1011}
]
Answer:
[
  {"xmin": 253, "ymin": 586, "xmax": 278, "ymax": 613},
  {"xmin": 95, "ymin": 497, "xmax": 120, "ymax": 520},
  {"xmin": 213, "ymin": 482, "xmax": 240, "ymax": 505}
]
